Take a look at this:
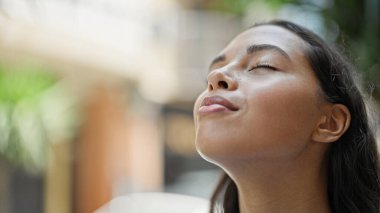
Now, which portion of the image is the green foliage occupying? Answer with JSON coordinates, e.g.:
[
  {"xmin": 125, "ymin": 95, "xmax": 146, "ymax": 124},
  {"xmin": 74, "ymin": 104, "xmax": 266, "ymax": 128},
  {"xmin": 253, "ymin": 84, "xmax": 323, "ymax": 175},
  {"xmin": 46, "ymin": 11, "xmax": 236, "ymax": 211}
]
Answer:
[
  {"xmin": 206, "ymin": 0, "xmax": 254, "ymax": 15},
  {"xmin": 0, "ymin": 64, "xmax": 74, "ymax": 174},
  {"xmin": 204, "ymin": 0, "xmax": 300, "ymax": 15},
  {"xmin": 0, "ymin": 65, "xmax": 55, "ymax": 105}
]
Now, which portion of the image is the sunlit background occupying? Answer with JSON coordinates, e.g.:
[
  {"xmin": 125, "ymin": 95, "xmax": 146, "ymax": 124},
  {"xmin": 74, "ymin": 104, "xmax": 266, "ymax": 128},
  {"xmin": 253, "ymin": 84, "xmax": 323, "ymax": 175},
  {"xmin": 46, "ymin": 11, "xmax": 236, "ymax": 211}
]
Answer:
[{"xmin": 0, "ymin": 0, "xmax": 379, "ymax": 212}]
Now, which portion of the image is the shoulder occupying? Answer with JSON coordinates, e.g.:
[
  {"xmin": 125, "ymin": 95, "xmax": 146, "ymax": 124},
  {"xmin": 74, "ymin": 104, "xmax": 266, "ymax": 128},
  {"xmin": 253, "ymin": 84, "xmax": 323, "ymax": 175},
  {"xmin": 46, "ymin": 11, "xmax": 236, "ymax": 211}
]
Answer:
[{"xmin": 95, "ymin": 192, "xmax": 210, "ymax": 213}]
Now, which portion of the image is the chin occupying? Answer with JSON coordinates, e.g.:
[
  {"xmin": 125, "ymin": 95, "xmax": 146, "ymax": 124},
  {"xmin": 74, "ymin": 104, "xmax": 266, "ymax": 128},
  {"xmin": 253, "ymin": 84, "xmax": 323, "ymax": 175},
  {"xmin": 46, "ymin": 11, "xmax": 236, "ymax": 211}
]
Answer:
[{"xmin": 195, "ymin": 130, "xmax": 241, "ymax": 164}]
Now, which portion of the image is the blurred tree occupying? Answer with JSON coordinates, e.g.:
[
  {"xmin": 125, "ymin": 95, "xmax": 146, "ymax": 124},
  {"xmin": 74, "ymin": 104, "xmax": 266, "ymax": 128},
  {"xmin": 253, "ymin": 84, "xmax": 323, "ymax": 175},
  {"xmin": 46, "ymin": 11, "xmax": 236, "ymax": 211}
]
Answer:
[
  {"xmin": 0, "ymin": 65, "xmax": 55, "ymax": 173},
  {"xmin": 0, "ymin": 64, "xmax": 77, "ymax": 174},
  {"xmin": 324, "ymin": 0, "xmax": 380, "ymax": 99}
]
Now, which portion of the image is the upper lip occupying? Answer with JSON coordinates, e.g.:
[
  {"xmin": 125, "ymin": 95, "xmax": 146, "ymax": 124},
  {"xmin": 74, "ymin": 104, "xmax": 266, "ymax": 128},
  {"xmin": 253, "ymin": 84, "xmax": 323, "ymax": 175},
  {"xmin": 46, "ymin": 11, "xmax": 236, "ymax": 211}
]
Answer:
[{"xmin": 201, "ymin": 95, "xmax": 239, "ymax": 111}]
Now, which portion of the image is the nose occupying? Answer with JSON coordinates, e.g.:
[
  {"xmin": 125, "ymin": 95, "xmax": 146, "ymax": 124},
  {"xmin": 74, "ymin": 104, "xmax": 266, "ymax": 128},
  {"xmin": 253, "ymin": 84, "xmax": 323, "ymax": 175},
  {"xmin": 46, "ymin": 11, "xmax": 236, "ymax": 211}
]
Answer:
[{"xmin": 207, "ymin": 69, "xmax": 238, "ymax": 91}]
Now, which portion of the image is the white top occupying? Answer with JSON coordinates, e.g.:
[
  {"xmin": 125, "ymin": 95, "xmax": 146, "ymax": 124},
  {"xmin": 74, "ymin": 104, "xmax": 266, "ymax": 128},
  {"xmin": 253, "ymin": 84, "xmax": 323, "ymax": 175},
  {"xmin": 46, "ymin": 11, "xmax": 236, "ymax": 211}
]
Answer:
[{"xmin": 95, "ymin": 193, "xmax": 210, "ymax": 213}]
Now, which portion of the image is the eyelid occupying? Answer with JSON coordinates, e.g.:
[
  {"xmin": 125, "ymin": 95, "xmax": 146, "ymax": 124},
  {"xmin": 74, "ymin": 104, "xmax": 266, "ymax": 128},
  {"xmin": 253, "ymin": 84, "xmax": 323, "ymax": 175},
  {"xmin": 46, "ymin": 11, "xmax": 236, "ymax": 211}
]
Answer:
[{"xmin": 248, "ymin": 62, "xmax": 278, "ymax": 71}]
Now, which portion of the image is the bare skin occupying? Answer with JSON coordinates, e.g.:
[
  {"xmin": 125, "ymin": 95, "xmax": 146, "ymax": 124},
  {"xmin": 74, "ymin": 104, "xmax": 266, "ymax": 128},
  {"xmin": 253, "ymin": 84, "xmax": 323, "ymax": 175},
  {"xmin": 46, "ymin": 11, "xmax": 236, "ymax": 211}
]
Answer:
[{"xmin": 194, "ymin": 25, "xmax": 350, "ymax": 213}]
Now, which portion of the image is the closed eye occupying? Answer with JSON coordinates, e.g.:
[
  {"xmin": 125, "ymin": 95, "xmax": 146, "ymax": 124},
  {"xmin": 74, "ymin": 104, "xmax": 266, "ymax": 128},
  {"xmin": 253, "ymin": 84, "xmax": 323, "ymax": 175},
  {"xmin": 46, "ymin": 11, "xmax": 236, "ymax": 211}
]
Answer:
[{"xmin": 248, "ymin": 63, "xmax": 278, "ymax": 71}]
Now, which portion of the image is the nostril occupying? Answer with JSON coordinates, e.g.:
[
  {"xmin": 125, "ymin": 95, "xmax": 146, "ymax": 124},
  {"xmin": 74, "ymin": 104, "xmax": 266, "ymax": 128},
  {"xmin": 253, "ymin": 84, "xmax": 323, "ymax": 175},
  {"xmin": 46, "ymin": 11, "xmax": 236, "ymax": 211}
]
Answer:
[
  {"xmin": 209, "ymin": 84, "xmax": 214, "ymax": 90},
  {"xmin": 218, "ymin": 81, "xmax": 228, "ymax": 89}
]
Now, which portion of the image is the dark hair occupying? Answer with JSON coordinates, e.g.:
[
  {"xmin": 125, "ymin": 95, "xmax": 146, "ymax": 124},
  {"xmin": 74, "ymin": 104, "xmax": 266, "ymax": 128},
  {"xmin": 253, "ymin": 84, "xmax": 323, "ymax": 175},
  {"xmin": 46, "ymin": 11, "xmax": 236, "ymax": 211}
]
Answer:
[{"xmin": 209, "ymin": 20, "xmax": 380, "ymax": 213}]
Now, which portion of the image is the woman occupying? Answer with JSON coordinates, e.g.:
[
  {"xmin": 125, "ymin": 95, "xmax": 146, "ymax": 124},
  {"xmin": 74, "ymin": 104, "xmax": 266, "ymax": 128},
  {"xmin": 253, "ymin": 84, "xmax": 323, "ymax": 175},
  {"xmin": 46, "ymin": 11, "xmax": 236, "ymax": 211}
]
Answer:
[{"xmin": 194, "ymin": 20, "xmax": 380, "ymax": 213}]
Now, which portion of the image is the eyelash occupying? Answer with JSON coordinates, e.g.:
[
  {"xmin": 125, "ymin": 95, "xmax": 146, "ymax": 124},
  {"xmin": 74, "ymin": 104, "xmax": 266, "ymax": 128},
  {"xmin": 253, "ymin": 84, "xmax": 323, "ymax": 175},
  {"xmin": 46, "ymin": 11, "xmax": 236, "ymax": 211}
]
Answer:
[{"xmin": 248, "ymin": 63, "xmax": 278, "ymax": 71}]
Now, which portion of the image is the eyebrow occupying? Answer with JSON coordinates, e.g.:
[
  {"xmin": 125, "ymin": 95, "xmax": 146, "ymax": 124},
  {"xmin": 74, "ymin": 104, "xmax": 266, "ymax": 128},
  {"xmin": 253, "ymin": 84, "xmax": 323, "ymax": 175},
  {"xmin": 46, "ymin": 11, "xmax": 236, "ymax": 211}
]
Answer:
[
  {"xmin": 209, "ymin": 55, "xmax": 226, "ymax": 69},
  {"xmin": 208, "ymin": 44, "xmax": 291, "ymax": 70},
  {"xmin": 247, "ymin": 44, "xmax": 290, "ymax": 60}
]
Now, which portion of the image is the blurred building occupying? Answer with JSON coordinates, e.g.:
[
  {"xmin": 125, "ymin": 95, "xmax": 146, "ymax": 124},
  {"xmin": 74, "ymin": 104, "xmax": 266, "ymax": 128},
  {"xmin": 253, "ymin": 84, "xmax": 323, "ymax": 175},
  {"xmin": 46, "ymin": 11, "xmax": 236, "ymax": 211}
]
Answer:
[{"xmin": 0, "ymin": 0, "xmax": 246, "ymax": 213}]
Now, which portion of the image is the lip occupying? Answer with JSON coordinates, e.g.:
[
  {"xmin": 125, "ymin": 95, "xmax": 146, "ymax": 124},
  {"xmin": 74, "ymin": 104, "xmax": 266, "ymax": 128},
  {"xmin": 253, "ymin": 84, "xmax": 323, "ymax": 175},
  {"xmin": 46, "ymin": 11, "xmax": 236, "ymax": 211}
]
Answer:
[{"xmin": 199, "ymin": 95, "xmax": 239, "ymax": 114}]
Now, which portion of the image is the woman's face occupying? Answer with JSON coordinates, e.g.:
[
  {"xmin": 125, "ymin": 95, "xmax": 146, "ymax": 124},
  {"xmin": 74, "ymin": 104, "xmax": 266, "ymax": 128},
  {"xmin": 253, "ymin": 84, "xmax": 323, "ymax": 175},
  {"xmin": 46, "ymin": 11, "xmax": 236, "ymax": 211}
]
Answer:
[{"xmin": 194, "ymin": 25, "xmax": 327, "ymax": 164}]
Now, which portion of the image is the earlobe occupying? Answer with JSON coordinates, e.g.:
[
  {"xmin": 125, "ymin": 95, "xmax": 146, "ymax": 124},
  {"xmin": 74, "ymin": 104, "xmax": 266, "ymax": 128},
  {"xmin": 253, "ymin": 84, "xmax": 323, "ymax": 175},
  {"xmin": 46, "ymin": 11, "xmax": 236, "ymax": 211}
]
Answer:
[{"xmin": 312, "ymin": 104, "xmax": 351, "ymax": 143}]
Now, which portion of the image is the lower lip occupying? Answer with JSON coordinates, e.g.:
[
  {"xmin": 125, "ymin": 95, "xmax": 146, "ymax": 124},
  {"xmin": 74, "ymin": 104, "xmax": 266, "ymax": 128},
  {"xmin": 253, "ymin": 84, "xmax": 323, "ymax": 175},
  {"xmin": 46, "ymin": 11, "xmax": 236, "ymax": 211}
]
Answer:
[{"xmin": 198, "ymin": 104, "xmax": 231, "ymax": 114}]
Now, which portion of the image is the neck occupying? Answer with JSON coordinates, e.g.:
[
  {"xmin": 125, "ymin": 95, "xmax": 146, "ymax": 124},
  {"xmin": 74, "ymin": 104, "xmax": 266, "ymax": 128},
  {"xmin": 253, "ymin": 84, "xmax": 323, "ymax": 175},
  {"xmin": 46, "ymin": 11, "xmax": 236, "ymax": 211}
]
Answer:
[{"xmin": 224, "ymin": 144, "xmax": 331, "ymax": 213}]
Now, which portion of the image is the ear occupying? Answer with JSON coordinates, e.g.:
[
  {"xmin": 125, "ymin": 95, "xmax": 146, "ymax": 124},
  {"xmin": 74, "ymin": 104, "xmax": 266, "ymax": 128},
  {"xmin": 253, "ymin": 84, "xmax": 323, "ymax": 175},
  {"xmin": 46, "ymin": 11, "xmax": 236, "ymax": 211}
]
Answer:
[{"xmin": 312, "ymin": 104, "xmax": 351, "ymax": 143}]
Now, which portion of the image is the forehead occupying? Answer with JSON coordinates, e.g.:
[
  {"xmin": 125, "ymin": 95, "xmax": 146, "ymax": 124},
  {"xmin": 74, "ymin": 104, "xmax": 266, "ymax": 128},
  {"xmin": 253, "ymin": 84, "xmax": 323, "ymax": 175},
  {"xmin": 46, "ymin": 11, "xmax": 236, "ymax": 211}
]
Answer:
[{"xmin": 221, "ymin": 25, "xmax": 309, "ymax": 59}]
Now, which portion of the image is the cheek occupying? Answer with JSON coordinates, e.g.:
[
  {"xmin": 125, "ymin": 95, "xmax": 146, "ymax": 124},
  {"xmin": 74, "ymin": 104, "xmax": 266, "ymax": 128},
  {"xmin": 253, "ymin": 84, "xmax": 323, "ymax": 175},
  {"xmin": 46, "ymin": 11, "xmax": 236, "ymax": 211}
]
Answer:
[{"xmin": 242, "ymin": 79, "xmax": 321, "ymax": 157}]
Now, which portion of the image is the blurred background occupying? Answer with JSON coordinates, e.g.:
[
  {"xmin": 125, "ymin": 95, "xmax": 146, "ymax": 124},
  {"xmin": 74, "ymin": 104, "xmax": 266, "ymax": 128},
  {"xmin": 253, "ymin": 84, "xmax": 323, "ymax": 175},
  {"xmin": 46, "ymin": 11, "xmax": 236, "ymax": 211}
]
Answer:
[{"xmin": 0, "ymin": 0, "xmax": 378, "ymax": 212}]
